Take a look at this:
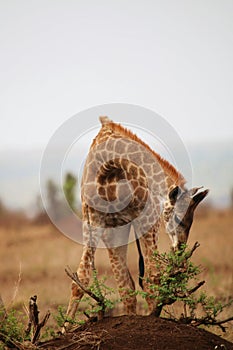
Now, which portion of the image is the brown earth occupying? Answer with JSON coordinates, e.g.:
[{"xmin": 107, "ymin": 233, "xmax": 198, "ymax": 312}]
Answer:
[{"xmin": 39, "ymin": 315, "xmax": 233, "ymax": 350}]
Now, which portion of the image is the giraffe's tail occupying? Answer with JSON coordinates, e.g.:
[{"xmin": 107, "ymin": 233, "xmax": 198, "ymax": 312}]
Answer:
[{"xmin": 134, "ymin": 232, "xmax": 144, "ymax": 289}]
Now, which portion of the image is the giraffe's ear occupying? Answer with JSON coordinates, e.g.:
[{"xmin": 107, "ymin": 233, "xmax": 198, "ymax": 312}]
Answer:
[
  {"xmin": 191, "ymin": 189, "xmax": 209, "ymax": 210},
  {"xmin": 169, "ymin": 186, "xmax": 181, "ymax": 205}
]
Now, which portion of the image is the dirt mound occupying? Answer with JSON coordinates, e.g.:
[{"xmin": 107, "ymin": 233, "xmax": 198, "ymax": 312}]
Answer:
[{"xmin": 40, "ymin": 315, "xmax": 233, "ymax": 350}]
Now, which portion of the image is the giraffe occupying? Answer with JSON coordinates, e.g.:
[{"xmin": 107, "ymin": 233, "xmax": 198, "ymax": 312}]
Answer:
[{"xmin": 64, "ymin": 116, "xmax": 208, "ymax": 327}]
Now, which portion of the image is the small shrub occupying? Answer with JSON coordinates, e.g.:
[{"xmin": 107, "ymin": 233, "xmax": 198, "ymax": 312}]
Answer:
[
  {"xmin": 0, "ymin": 307, "xmax": 25, "ymax": 348},
  {"xmin": 84, "ymin": 273, "xmax": 118, "ymax": 318},
  {"xmin": 137, "ymin": 243, "xmax": 233, "ymax": 331}
]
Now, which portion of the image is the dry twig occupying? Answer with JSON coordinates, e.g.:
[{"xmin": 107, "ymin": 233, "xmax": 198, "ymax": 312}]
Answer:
[
  {"xmin": 25, "ymin": 295, "xmax": 50, "ymax": 344},
  {"xmin": 181, "ymin": 315, "xmax": 233, "ymax": 332},
  {"xmin": 65, "ymin": 266, "xmax": 106, "ymax": 320}
]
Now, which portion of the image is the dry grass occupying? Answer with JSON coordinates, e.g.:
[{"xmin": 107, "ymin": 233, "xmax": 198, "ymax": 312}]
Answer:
[{"xmin": 0, "ymin": 208, "xmax": 232, "ymax": 341}]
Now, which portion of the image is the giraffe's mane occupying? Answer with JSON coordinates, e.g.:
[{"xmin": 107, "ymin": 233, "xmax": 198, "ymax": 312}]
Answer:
[{"xmin": 104, "ymin": 119, "xmax": 186, "ymax": 186}]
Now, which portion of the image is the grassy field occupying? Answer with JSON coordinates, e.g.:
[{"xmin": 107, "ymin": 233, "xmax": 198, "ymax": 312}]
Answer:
[{"xmin": 0, "ymin": 208, "xmax": 232, "ymax": 341}]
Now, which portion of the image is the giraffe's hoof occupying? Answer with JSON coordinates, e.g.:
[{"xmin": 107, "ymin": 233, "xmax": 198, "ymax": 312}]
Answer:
[{"xmin": 61, "ymin": 321, "xmax": 72, "ymax": 334}]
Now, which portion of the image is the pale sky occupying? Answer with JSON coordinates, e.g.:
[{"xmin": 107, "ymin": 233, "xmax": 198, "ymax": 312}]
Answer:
[{"xmin": 1, "ymin": 0, "xmax": 233, "ymax": 150}]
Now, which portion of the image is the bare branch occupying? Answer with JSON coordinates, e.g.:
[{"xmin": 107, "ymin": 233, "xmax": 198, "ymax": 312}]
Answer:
[
  {"xmin": 191, "ymin": 316, "xmax": 233, "ymax": 332},
  {"xmin": 185, "ymin": 241, "xmax": 200, "ymax": 260},
  {"xmin": 65, "ymin": 267, "xmax": 104, "ymax": 305},
  {"xmin": 188, "ymin": 281, "xmax": 205, "ymax": 295}
]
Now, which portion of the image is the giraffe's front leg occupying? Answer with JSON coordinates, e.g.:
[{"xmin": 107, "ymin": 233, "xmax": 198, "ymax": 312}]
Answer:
[
  {"xmin": 107, "ymin": 244, "xmax": 137, "ymax": 315},
  {"xmin": 140, "ymin": 223, "xmax": 160, "ymax": 314}
]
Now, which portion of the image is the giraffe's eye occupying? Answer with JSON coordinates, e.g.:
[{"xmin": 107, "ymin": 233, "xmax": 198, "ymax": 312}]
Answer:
[{"xmin": 168, "ymin": 186, "xmax": 181, "ymax": 205}]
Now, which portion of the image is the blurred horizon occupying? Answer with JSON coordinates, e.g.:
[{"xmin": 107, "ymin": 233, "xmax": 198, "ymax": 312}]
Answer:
[{"xmin": 1, "ymin": 137, "xmax": 232, "ymax": 214}]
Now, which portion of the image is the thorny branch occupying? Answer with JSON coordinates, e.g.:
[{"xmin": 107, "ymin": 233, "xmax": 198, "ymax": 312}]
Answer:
[{"xmin": 65, "ymin": 267, "xmax": 105, "ymax": 320}]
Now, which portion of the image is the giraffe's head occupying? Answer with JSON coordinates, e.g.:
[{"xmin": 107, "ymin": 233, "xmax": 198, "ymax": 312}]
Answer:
[{"xmin": 163, "ymin": 186, "xmax": 209, "ymax": 250}]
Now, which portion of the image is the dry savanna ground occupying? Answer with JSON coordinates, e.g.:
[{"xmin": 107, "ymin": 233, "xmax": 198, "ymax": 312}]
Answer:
[{"xmin": 0, "ymin": 208, "xmax": 233, "ymax": 343}]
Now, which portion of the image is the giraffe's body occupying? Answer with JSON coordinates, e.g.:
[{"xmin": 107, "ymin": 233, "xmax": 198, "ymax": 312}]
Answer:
[{"xmin": 65, "ymin": 117, "xmax": 208, "ymax": 324}]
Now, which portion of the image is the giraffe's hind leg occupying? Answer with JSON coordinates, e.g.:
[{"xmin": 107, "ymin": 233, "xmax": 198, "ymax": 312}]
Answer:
[
  {"xmin": 103, "ymin": 225, "xmax": 137, "ymax": 315},
  {"xmin": 65, "ymin": 245, "xmax": 95, "ymax": 323},
  {"xmin": 63, "ymin": 223, "xmax": 102, "ymax": 331}
]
